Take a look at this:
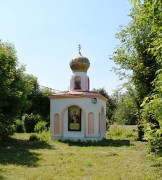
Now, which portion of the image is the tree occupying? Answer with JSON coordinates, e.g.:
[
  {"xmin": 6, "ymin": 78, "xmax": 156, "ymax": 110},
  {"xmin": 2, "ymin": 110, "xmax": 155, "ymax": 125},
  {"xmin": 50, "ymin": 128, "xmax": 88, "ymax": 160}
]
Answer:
[
  {"xmin": 112, "ymin": 86, "xmax": 138, "ymax": 125},
  {"xmin": 92, "ymin": 88, "xmax": 116, "ymax": 125},
  {"xmin": 0, "ymin": 39, "xmax": 54, "ymax": 138},
  {"xmin": 110, "ymin": 1, "xmax": 161, "ymax": 140},
  {"xmin": 0, "ymin": 40, "xmax": 31, "ymax": 139},
  {"xmin": 27, "ymin": 84, "xmax": 53, "ymax": 124},
  {"xmin": 131, "ymin": 0, "xmax": 162, "ymax": 151}
]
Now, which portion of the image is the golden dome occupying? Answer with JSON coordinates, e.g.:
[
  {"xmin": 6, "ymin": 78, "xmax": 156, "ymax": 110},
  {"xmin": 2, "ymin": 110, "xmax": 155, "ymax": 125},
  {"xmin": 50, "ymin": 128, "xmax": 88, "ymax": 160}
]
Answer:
[{"xmin": 70, "ymin": 52, "xmax": 90, "ymax": 72}]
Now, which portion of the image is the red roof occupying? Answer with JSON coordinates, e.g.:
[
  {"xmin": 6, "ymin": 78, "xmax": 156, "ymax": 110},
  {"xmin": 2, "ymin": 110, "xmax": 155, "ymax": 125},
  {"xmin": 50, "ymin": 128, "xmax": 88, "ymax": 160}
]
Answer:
[{"xmin": 48, "ymin": 91, "xmax": 108, "ymax": 102}]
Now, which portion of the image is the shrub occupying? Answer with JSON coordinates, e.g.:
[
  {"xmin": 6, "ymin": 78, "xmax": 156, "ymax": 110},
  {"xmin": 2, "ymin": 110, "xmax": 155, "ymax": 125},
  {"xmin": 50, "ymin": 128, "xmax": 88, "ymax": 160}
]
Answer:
[
  {"xmin": 15, "ymin": 119, "xmax": 25, "ymax": 133},
  {"xmin": 24, "ymin": 114, "xmax": 42, "ymax": 133},
  {"xmin": 114, "ymin": 129, "xmax": 123, "ymax": 136},
  {"xmin": 144, "ymin": 123, "xmax": 162, "ymax": 153},
  {"xmin": 125, "ymin": 131, "xmax": 133, "ymax": 138},
  {"xmin": 39, "ymin": 130, "xmax": 50, "ymax": 142},
  {"xmin": 0, "ymin": 119, "xmax": 15, "ymax": 140},
  {"xmin": 29, "ymin": 133, "xmax": 40, "ymax": 141},
  {"xmin": 34, "ymin": 121, "xmax": 47, "ymax": 133},
  {"xmin": 29, "ymin": 130, "xmax": 50, "ymax": 143}
]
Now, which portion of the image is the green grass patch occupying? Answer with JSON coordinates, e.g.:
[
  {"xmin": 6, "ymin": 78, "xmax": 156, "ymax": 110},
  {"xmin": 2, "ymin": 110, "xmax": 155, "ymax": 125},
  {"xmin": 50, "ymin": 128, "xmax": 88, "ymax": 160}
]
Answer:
[
  {"xmin": 0, "ymin": 126, "xmax": 162, "ymax": 179},
  {"xmin": 107, "ymin": 125, "xmax": 138, "ymax": 140}
]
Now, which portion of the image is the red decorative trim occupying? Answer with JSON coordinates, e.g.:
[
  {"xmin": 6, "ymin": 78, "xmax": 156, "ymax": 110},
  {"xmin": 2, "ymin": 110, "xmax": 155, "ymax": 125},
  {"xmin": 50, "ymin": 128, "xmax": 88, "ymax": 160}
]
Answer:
[{"xmin": 49, "ymin": 92, "xmax": 108, "ymax": 102}]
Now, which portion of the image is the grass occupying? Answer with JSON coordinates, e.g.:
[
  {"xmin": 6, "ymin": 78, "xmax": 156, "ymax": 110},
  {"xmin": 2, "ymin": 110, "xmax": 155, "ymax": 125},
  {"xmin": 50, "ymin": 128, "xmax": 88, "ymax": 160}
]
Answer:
[{"xmin": 0, "ymin": 126, "xmax": 162, "ymax": 180}]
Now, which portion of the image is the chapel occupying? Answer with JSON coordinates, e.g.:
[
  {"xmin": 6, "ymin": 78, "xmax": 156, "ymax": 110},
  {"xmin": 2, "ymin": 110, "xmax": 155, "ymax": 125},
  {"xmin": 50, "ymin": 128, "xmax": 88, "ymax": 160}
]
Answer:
[{"xmin": 49, "ymin": 46, "xmax": 107, "ymax": 141}]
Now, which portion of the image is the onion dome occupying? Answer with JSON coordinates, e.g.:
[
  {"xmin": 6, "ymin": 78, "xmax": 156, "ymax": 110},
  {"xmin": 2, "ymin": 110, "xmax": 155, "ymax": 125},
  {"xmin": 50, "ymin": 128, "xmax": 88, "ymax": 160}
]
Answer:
[{"xmin": 70, "ymin": 45, "xmax": 90, "ymax": 72}]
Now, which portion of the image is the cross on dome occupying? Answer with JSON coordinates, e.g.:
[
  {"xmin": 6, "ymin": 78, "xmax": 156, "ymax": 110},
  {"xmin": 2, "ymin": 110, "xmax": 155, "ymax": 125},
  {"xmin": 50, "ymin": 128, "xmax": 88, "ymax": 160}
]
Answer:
[
  {"xmin": 78, "ymin": 44, "xmax": 82, "ymax": 54},
  {"xmin": 69, "ymin": 45, "xmax": 90, "ymax": 72}
]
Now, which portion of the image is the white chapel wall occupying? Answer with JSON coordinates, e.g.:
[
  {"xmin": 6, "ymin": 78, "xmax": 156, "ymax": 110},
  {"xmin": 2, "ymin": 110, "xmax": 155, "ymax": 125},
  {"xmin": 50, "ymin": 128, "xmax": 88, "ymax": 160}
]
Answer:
[{"xmin": 50, "ymin": 97, "xmax": 106, "ymax": 140}]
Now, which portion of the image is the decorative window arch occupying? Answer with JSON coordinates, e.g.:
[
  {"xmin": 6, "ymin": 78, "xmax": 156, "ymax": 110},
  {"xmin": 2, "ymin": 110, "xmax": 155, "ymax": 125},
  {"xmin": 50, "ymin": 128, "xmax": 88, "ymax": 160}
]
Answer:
[
  {"xmin": 88, "ymin": 112, "xmax": 94, "ymax": 135},
  {"xmin": 74, "ymin": 76, "xmax": 81, "ymax": 90},
  {"xmin": 68, "ymin": 105, "xmax": 81, "ymax": 131},
  {"xmin": 54, "ymin": 114, "xmax": 60, "ymax": 135}
]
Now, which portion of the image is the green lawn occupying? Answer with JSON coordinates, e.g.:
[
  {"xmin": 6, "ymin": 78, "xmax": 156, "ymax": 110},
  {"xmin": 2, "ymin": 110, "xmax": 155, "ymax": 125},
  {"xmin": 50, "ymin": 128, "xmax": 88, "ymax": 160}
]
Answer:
[{"xmin": 0, "ymin": 125, "xmax": 162, "ymax": 180}]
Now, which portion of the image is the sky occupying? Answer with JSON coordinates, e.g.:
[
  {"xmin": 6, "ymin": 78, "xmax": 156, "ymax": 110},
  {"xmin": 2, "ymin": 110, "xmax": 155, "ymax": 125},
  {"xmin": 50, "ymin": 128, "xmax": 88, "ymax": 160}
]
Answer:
[{"xmin": 0, "ymin": 0, "xmax": 132, "ymax": 95}]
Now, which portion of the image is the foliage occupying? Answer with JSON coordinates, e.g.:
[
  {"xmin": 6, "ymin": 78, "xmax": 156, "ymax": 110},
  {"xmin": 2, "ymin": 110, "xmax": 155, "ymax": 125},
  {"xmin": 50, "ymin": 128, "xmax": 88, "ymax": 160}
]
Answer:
[
  {"xmin": 112, "ymin": 86, "xmax": 138, "ymax": 125},
  {"xmin": 0, "ymin": 118, "xmax": 16, "ymax": 140},
  {"xmin": 111, "ymin": 0, "xmax": 161, "ymax": 145},
  {"xmin": 92, "ymin": 87, "xmax": 116, "ymax": 125},
  {"xmin": 107, "ymin": 125, "xmax": 137, "ymax": 140},
  {"xmin": 34, "ymin": 121, "xmax": 47, "ymax": 133},
  {"xmin": 27, "ymin": 85, "xmax": 53, "ymax": 124},
  {"xmin": 143, "ymin": 123, "xmax": 162, "ymax": 153},
  {"xmin": 134, "ymin": 0, "xmax": 162, "ymax": 151},
  {"xmin": 0, "ymin": 40, "xmax": 17, "ymax": 139},
  {"xmin": 111, "ymin": 7, "xmax": 157, "ymax": 104},
  {"xmin": 0, "ymin": 39, "xmax": 53, "ymax": 139},
  {"xmin": 22, "ymin": 85, "xmax": 52, "ymax": 134},
  {"xmin": 141, "ymin": 70, "xmax": 162, "ymax": 152},
  {"xmin": 15, "ymin": 119, "xmax": 25, "ymax": 133},
  {"xmin": 20, "ymin": 74, "xmax": 53, "ymax": 127},
  {"xmin": 29, "ymin": 130, "xmax": 50, "ymax": 143},
  {"xmin": 29, "ymin": 133, "xmax": 40, "ymax": 141},
  {"xmin": 24, "ymin": 114, "xmax": 42, "ymax": 133},
  {"xmin": 0, "ymin": 40, "xmax": 30, "ymax": 139}
]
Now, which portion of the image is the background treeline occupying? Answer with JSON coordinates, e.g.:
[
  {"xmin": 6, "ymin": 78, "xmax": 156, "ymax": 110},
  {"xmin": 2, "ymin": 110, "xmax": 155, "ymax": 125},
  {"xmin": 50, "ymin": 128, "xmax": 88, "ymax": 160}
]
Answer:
[{"xmin": 93, "ymin": 87, "xmax": 138, "ymax": 126}]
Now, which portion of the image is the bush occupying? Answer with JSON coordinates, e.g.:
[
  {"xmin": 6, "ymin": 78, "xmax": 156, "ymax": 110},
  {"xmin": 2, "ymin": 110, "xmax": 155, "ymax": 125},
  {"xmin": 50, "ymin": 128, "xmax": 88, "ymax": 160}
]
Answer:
[
  {"xmin": 0, "ymin": 118, "xmax": 15, "ymax": 140},
  {"xmin": 34, "ymin": 121, "xmax": 47, "ymax": 133},
  {"xmin": 15, "ymin": 119, "xmax": 25, "ymax": 133},
  {"xmin": 144, "ymin": 123, "xmax": 162, "ymax": 153},
  {"xmin": 39, "ymin": 130, "xmax": 50, "ymax": 142},
  {"xmin": 24, "ymin": 114, "xmax": 42, "ymax": 133},
  {"xmin": 29, "ymin": 131, "xmax": 50, "ymax": 143},
  {"xmin": 29, "ymin": 133, "xmax": 40, "ymax": 141}
]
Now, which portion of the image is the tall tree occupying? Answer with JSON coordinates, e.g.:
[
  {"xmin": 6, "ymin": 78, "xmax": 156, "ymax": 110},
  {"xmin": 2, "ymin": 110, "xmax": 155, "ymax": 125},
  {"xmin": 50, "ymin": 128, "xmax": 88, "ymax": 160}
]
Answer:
[
  {"xmin": 0, "ymin": 39, "xmax": 54, "ymax": 138},
  {"xmin": 132, "ymin": 0, "xmax": 162, "ymax": 151},
  {"xmin": 0, "ymin": 40, "xmax": 30, "ymax": 139},
  {"xmin": 111, "ymin": 0, "xmax": 161, "ymax": 140}
]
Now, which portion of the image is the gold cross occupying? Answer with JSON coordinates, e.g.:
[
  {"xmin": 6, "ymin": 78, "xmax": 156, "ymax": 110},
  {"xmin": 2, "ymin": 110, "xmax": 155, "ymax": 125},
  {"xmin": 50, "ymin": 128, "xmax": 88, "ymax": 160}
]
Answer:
[{"xmin": 78, "ymin": 44, "xmax": 82, "ymax": 53}]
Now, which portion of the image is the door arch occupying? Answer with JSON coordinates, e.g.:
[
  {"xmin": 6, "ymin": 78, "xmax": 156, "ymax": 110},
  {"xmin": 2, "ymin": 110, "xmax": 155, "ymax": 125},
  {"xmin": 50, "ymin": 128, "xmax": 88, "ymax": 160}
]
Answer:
[
  {"xmin": 68, "ymin": 105, "xmax": 81, "ymax": 131},
  {"xmin": 61, "ymin": 103, "xmax": 86, "ymax": 137}
]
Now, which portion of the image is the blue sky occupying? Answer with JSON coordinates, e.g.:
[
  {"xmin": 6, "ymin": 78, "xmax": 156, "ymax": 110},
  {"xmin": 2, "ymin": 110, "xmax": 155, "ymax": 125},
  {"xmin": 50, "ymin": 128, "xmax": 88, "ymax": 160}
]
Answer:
[{"xmin": 0, "ymin": 0, "xmax": 132, "ymax": 95}]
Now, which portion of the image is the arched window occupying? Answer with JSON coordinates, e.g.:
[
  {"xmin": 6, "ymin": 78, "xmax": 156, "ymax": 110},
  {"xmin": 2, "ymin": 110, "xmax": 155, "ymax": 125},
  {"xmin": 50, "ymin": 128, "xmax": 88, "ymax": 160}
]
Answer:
[
  {"xmin": 54, "ymin": 114, "xmax": 60, "ymax": 135},
  {"xmin": 68, "ymin": 105, "xmax": 81, "ymax": 131},
  {"xmin": 88, "ymin": 112, "xmax": 94, "ymax": 135},
  {"xmin": 74, "ymin": 76, "xmax": 81, "ymax": 90}
]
